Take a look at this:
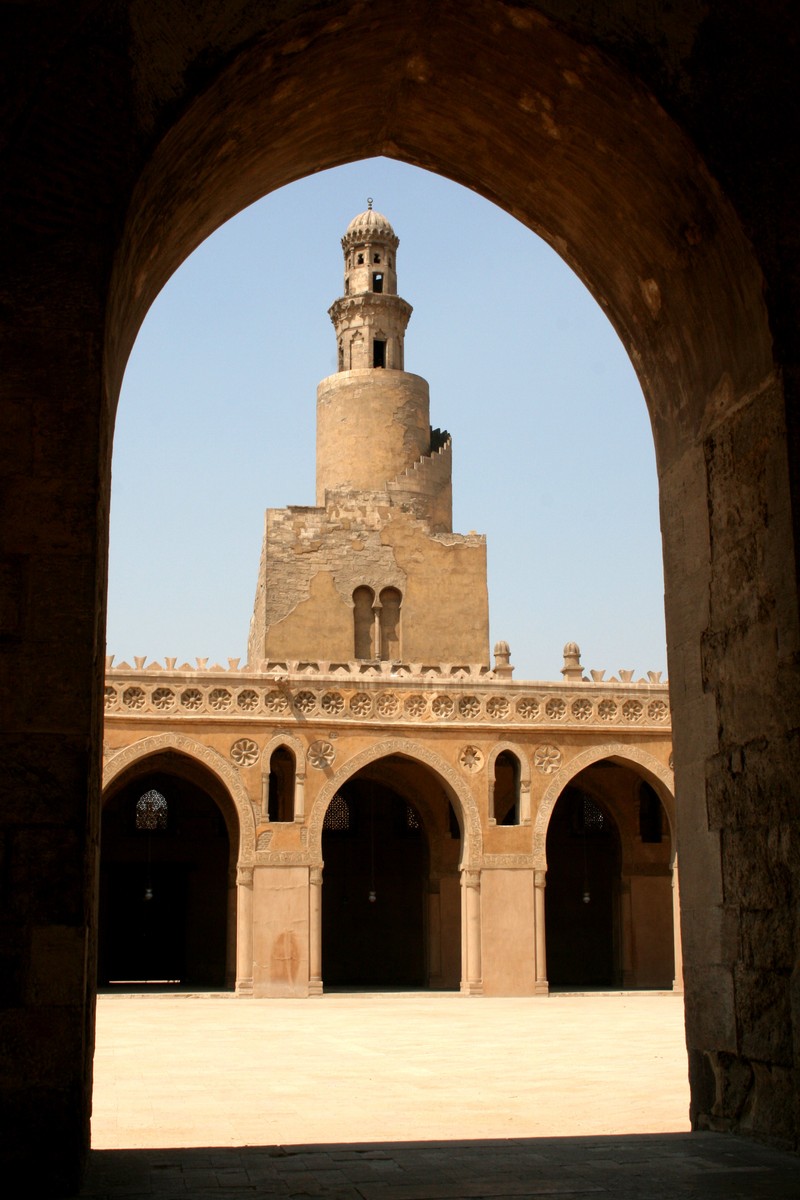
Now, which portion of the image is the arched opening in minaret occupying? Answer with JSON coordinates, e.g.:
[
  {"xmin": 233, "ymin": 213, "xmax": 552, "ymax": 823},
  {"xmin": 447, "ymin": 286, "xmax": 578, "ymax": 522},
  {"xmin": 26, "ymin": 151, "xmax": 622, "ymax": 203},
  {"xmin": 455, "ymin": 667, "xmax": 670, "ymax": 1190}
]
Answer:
[
  {"xmin": 378, "ymin": 586, "xmax": 402, "ymax": 660},
  {"xmin": 544, "ymin": 759, "xmax": 674, "ymax": 990},
  {"xmin": 321, "ymin": 754, "xmax": 462, "ymax": 990},
  {"xmin": 99, "ymin": 753, "xmax": 238, "ymax": 990},
  {"xmin": 353, "ymin": 585, "xmax": 375, "ymax": 658}
]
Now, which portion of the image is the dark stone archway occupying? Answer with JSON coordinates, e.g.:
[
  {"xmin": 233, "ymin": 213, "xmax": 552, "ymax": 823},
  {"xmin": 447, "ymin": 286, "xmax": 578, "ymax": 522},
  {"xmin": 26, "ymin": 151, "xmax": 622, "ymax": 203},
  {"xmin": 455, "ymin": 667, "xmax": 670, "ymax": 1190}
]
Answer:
[
  {"xmin": 546, "ymin": 787, "xmax": 622, "ymax": 989},
  {"xmin": 544, "ymin": 760, "xmax": 675, "ymax": 991},
  {"xmin": 2, "ymin": 4, "xmax": 799, "ymax": 1188},
  {"xmin": 99, "ymin": 768, "xmax": 233, "ymax": 989},
  {"xmin": 320, "ymin": 754, "xmax": 463, "ymax": 991},
  {"xmin": 322, "ymin": 779, "xmax": 428, "ymax": 988}
]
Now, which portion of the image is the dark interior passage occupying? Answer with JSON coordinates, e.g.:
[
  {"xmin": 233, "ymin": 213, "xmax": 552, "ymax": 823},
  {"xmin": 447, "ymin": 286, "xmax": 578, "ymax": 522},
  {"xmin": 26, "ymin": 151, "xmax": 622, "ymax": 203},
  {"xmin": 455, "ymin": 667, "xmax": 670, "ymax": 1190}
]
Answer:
[
  {"xmin": 99, "ymin": 762, "xmax": 233, "ymax": 988},
  {"xmin": 545, "ymin": 786, "xmax": 621, "ymax": 988},
  {"xmin": 545, "ymin": 760, "xmax": 674, "ymax": 990},
  {"xmin": 322, "ymin": 778, "xmax": 427, "ymax": 987}
]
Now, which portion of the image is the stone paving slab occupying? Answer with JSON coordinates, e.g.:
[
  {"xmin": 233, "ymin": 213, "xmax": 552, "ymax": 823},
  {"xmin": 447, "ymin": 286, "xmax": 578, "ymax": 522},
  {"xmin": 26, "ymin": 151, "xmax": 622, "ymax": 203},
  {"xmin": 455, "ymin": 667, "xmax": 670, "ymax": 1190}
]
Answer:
[
  {"xmin": 91, "ymin": 993, "xmax": 690, "ymax": 1148},
  {"xmin": 80, "ymin": 1136, "xmax": 799, "ymax": 1198},
  {"xmin": 80, "ymin": 994, "xmax": 799, "ymax": 1197}
]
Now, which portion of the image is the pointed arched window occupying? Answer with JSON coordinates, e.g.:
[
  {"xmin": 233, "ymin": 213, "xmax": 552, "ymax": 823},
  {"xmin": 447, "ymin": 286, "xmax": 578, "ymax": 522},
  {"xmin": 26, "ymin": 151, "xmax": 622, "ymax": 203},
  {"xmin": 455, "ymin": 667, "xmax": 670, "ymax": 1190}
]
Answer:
[
  {"xmin": 493, "ymin": 752, "xmax": 521, "ymax": 825},
  {"xmin": 379, "ymin": 587, "xmax": 401, "ymax": 660},
  {"xmin": 353, "ymin": 586, "xmax": 374, "ymax": 659},
  {"xmin": 135, "ymin": 788, "xmax": 168, "ymax": 831},
  {"xmin": 268, "ymin": 746, "xmax": 295, "ymax": 822}
]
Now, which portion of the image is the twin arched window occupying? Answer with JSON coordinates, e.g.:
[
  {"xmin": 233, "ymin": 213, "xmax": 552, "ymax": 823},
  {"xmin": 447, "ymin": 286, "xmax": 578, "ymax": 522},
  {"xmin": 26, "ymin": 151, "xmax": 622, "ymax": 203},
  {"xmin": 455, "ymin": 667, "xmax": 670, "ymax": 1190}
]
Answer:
[{"xmin": 353, "ymin": 586, "xmax": 402, "ymax": 660}]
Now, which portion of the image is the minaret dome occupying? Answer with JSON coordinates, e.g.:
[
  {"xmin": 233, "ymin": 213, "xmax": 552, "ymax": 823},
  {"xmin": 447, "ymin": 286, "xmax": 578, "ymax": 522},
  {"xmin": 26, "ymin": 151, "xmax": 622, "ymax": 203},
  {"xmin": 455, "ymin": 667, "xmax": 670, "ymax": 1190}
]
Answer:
[
  {"xmin": 329, "ymin": 199, "xmax": 411, "ymax": 371},
  {"xmin": 341, "ymin": 202, "xmax": 399, "ymax": 297}
]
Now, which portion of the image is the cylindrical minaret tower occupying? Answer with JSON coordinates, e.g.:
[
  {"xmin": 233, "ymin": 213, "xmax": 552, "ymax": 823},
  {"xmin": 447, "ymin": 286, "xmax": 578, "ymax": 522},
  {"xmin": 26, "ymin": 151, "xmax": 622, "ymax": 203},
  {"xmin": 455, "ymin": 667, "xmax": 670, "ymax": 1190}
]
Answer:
[{"xmin": 316, "ymin": 203, "xmax": 434, "ymax": 505}]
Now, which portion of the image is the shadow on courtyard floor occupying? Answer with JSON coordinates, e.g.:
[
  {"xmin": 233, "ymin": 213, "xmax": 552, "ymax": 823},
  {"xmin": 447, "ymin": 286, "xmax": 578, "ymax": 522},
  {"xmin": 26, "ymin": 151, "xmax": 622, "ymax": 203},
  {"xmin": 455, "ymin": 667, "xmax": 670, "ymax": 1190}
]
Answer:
[{"xmin": 80, "ymin": 1132, "xmax": 799, "ymax": 1198}]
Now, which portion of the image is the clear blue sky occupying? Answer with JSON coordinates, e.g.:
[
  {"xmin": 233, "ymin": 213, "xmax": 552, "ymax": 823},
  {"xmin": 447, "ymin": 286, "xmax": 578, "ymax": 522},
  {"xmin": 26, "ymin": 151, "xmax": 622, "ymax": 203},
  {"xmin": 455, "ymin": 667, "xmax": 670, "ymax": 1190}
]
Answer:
[{"xmin": 107, "ymin": 157, "xmax": 667, "ymax": 682}]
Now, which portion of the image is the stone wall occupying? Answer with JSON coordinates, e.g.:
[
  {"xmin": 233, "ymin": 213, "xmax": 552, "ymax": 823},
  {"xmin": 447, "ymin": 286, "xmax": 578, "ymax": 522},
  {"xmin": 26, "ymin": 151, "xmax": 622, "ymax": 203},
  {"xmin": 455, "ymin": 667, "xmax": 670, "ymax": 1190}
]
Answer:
[
  {"xmin": 248, "ymin": 499, "xmax": 489, "ymax": 666},
  {"xmin": 2, "ymin": 3, "xmax": 799, "ymax": 1189},
  {"xmin": 316, "ymin": 370, "xmax": 432, "ymax": 502}
]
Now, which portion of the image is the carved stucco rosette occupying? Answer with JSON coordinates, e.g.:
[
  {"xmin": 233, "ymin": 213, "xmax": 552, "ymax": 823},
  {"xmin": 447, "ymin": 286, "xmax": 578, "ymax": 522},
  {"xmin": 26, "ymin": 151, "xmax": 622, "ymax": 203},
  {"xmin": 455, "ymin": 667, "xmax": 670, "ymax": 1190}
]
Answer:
[
  {"xmin": 459, "ymin": 745, "xmax": 484, "ymax": 772},
  {"xmin": 230, "ymin": 738, "xmax": 259, "ymax": 767},
  {"xmin": 533, "ymin": 744, "xmax": 562, "ymax": 774},
  {"xmin": 308, "ymin": 739, "xmax": 336, "ymax": 769}
]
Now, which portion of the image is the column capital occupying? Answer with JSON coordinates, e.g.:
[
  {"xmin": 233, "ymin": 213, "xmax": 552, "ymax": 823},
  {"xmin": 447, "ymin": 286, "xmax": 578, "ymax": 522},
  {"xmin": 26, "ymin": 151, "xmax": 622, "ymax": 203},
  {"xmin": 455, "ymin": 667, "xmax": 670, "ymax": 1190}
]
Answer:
[
  {"xmin": 462, "ymin": 868, "xmax": 481, "ymax": 890},
  {"xmin": 237, "ymin": 865, "xmax": 254, "ymax": 888},
  {"xmin": 534, "ymin": 869, "xmax": 547, "ymax": 888}
]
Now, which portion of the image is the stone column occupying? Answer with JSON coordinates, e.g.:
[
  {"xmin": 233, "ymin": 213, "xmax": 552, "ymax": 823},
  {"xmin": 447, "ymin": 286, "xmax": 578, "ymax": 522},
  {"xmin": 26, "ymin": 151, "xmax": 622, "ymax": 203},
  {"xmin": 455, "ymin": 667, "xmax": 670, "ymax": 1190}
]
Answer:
[
  {"xmin": 226, "ymin": 869, "xmax": 238, "ymax": 987},
  {"xmin": 372, "ymin": 602, "xmax": 382, "ymax": 659},
  {"xmin": 428, "ymin": 879, "xmax": 442, "ymax": 987},
  {"xmin": 620, "ymin": 878, "xmax": 634, "ymax": 987},
  {"xmin": 672, "ymin": 855, "xmax": 684, "ymax": 992},
  {"xmin": 235, "ymin": 866, "xmax": 254, "ymax": 996},
  {"xmin": 461, "ymin": 868, "xmax": 483, "ymax": 995},
  {"xmin": 309, "ymin": 865, "xmax": 323, "ymax": 996},
  {"xmin": 261, "ymin": 772, "xmax": 269, "ymax": 820},
  {"xmin": 294, "ymin": 769, "xmax": 306, "ymax": 822},
  {"xmin": 520, "ymin": 779, "xmax": 531, "ymax": 825},
  {"xmin": 534, "ymin": 869, "xmax": 549, "ymax": 994}
]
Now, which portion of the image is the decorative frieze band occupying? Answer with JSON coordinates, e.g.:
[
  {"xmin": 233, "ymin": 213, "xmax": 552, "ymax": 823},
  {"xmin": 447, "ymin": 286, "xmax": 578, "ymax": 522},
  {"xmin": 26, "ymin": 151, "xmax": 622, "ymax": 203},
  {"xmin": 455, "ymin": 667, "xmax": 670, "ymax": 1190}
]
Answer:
[{"xmin": 104, "ymin": 677, "xmax": 670, "ymax": 731}]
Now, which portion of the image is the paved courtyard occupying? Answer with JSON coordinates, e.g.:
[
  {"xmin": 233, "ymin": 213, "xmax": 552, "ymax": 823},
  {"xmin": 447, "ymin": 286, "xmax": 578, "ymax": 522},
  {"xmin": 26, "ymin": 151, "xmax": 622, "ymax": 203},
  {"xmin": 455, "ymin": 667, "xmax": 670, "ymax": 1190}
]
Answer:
[{"xmin": 80, "ymin": 992, "xmax": 799, "ymax": 1197}]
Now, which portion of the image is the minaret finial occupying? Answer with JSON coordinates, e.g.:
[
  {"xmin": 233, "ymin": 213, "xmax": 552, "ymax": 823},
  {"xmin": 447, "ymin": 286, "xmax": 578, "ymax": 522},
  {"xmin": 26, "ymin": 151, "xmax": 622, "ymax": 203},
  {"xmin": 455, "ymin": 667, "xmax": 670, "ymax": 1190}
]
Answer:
[{"xmin": 367, "ymin": 196, "xmax": 373, "ymax": 209}]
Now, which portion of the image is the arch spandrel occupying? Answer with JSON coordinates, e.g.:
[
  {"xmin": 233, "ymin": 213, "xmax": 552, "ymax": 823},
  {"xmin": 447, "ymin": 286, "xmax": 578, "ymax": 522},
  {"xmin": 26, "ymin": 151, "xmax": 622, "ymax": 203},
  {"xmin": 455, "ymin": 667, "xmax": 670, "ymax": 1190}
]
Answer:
[
  {"xmin": 103, "ymin": 732, "xmax": 256, "ymax": 864},
  {"xmin": 306, "ymin": 738, "xmax": 482, "ymax": 868},
  {"xmin": 532, "ymin": 743, "xmax": 674, "ymax": 870}
]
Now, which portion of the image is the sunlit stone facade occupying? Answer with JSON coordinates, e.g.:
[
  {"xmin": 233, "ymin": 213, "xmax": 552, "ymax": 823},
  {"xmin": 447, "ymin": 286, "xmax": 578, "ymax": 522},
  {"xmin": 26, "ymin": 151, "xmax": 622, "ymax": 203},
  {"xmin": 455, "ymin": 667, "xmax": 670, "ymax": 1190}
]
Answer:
[{"xmin": 103, "ymin": 209, "xmax": 676, "ymax": 998}]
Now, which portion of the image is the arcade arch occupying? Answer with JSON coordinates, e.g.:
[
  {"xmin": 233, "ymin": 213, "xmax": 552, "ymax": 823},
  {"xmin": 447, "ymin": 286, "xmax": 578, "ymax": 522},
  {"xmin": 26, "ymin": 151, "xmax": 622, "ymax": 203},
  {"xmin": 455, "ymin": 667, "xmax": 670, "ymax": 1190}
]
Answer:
[
  {"xmin": 308, "ymin": 740, "xmax": 482, "ymax": 867},
  {"xmin": 100, "ymin": 746, "xmax": 244, "ymax": 989},
  {"xmin": 535, "ymin": 748, "xmax": 676, "ymax": 992},
  {"xmin": 533, "ymin": 745, "xmax": 675, "ymax": 870},
  {"xmin": 103, "ymin": 24, "xmax": 776, "ymax": 1132},
  {"xmin": 2, "ymin": 4, "xmax": 794, "ymax": 1179},
  {"xmin": 309, "ymin": 742, "xmax": 482, "ymax": 992},
  {"xmin": 320, "ymin": 755, "xmax": 461, "ymax": 989},
  {"xmin": 104, "ymin": 733, "xmax": 257, "ymax": 861}
]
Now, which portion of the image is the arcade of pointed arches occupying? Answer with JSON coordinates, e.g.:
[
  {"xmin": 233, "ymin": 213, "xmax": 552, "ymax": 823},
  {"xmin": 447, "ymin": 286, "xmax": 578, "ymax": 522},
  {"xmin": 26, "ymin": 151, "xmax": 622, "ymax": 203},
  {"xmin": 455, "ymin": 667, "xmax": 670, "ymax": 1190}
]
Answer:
[{"xmin": 100, "ymin": 734, "xmax": 676, "ymax": 995}]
